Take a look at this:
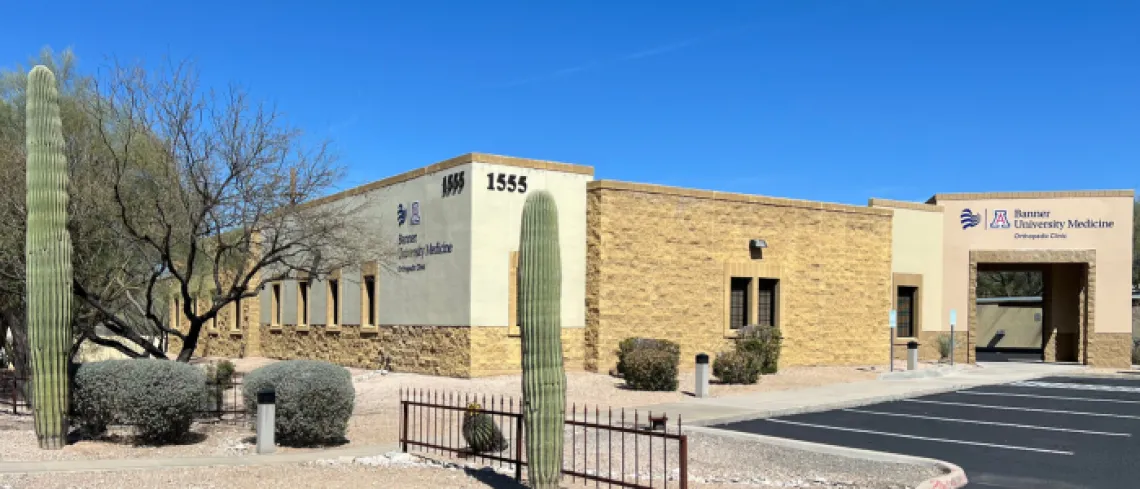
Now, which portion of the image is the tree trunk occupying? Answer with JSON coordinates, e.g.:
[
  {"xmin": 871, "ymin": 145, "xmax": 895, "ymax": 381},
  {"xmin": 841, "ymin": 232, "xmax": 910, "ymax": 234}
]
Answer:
[{"xmin": 175, "ymin": 320, "xmax": 204, "ymax": 362}]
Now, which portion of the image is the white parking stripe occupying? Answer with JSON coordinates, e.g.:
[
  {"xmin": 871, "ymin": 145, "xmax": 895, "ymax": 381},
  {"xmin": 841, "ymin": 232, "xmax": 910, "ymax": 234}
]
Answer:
[
  {"xmin": 764, "ymin": 418, "xmax": 1074, "ymax": 455},
  {"xmin": 961, "ymin": 390, "xmax": 1140, "ymax": 404},
  {"xmin": 904, "ymin": 399, "xmax": 1140, "ymax": 420},
  {"xmin": 842, "ymin": 408, "xmax": 1131, "ymax": 437},
  {"xmin": 1011, "ymin": 381, "xmax": 1140, "ymax": 394}
]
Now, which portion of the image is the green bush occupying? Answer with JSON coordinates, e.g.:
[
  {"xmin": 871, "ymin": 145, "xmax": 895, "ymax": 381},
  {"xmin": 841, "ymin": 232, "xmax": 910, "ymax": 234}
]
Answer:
[
  {"xmin": 616, "ymin": 337, "xmax": 680, "ymax": 376},
  {"xmin": 73, "ymin": 359, "xmax": 206, "ymax": 443},
  {"xmin": 1132, "ymin": 338, "xmax": 1140, "ymax": 366},
  {"xmin": 937, "ymin": 334, "xmax": 954, "ymax": 361},
  {"xmin": 242, "ymin": 360, "xmax": 355, "ymax": 446},
  {"xmin": 622, "ymin": 348, "xmax": 679, "ymax": 391},
  {"xmin": 736, "ymin": 325, "xmax": 782, "ymax": 374},
  {"xmin": 713, "ymin": 350, "xmax": 761, "ymax": 384}
]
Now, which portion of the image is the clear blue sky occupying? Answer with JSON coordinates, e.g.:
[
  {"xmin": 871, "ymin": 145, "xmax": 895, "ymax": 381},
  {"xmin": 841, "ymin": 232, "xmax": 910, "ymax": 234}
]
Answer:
[{"xmin": 5, "ymin": 1, "xmax": 1139, "ymax": 205}]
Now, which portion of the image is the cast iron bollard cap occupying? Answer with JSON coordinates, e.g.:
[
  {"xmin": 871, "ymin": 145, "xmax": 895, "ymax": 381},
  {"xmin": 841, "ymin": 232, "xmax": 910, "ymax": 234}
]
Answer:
[
  {"xmin": 257, "ymin": 389, "xmax": 276, "ymax": 405},
  {"xmin": 695, "ymin": 353, "xmax": 709, "ymax": 364},
  {"xmin": 907, "ymin": 341, "xmax": 919, "ymax": 349}
]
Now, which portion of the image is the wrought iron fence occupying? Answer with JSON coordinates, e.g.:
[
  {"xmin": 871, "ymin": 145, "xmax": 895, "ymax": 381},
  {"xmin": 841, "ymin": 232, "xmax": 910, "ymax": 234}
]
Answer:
[
  {"xmin": 198, "ymin": 375, "xmax": 249, "ymax": 424},
  {"xmin": 0, "ymin": 374, "xmax": 30, "ymax": 416},
  {"xmin": 399, "ymin": 388, "xmax": 689, "ymax": 489}
]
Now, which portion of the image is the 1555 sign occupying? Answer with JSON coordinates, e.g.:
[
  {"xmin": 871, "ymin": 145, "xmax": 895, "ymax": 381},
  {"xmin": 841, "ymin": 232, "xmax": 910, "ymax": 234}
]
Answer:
[
  {"xmin": 486, "ymin": 172, "xmax": 528, "ymax": 193},
  {"xmin": 441, "ymin": 171, "xmax": 465, "ymax": 198}
]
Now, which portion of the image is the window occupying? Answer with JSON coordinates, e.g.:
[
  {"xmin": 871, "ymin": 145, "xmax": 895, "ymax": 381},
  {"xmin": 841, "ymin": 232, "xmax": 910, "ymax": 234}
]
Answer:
[
  {"xmin": 729, "ymin": 278, "xmax": 752, "ymax": 330},
  {"xmin": 757, "ymin": 279, "xmax": 779, "ymax": 327},
  {"xmin": 896, "ymin": 286, "xmax": 917, "ymax": 338},
  {"xmin": 271, "ymin": 283, "xmax": 282, "ymax": 325},
  {"xmin": 298, "ymin": 282, "xmax": 310, "ymax": 325},
  {"xmin": 172, "ymin": 298, "xmax": 181, "ymax": 329},
  {"xmin": 363, "ymin": 275, "xmax": 376, "ymax": 326},
  {"xmin": 232, "ymin": 296, "xmax": 242, "ymax": 331},
  {"xmin": 327, "ymin": 279, "xmax": 340, "ymax": 326}
]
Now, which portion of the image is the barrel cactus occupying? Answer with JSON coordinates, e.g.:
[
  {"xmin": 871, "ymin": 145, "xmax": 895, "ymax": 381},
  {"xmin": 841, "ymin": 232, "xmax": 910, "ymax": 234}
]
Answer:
[
  {"xmin": 25, "ymin": 65, "xmax": 74, "ymax": 450},
  {"xmin": 461, "ymin": 402, "xmax": 508, "ymax": 453},
  {"xmin": 517, "ymin": 190, "xmax": 566, "ymax": 489}
]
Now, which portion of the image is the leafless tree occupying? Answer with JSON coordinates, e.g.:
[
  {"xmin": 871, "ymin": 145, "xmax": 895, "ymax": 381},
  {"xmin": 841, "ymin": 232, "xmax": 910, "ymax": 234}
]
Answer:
[{"xmin": 78, "ymin": 57, "xmax": 397, "ymax": 361}]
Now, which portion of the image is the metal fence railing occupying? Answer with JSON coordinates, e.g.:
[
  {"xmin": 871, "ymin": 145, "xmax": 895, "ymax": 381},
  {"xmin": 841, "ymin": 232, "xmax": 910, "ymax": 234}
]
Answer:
[
  {"xmin": 399, "ymin": 388, "xmax": 689, "ymax": 489},
  {"xmin": 1, "ymin": 374, "xmax": 30, "ymax": 416}
]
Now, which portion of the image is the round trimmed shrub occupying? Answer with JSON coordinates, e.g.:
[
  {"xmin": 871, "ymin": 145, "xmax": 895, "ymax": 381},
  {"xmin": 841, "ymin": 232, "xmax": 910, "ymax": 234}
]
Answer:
[
  {"xmin": 616, "ymin": 337, "xmax": 680, "ymax": 376},
  {"xmin": 73, "ymin": 359, "xmax": 206, "ymax": 443},
  {"xmin": 623, "ymin": 348, "xmax": 679, "ymax": 391},
  {"xmin": 712, "ymin": 350, "xmax": 761, "ymax": 385},
  {"xmin": 242, "ymin": 360, "xmax": 355, "ymax": 446}
]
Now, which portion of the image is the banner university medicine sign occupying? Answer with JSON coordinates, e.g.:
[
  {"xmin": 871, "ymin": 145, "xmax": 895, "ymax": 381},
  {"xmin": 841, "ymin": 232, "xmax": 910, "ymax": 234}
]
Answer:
[{"xmin": 959, "ymin": 207, "xmax": 1116, "ymax": 240}]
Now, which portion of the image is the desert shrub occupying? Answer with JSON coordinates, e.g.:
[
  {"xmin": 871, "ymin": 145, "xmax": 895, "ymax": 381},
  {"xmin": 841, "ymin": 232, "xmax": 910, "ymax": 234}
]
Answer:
[
  {"xmin": 73, "ymin": 359, "xmax": 206, "ymax": 443},
  {"xmin": 713, "ymin": 350, "xmax": 762, "ymax": 384},
  {"xmin": 616, "ymin": 337, "xmax": 680, "ymax": 376},
  {"xmin": 736, "ymin": 325, "xmax": 782, "ymax": 374},
  {"xmin": 623, "ymin": 348, "xmax": 679, "ymax": 391},
  {"xmin": 242, "ymin": 360, "xmax": 355, "ymax": 446},
  {"xmin": 937, "ymin": 334, "xmax": 954, "ymax": 361},
  {"xmin": 1132, "ymin": 339, "xmax": 1140, "ymax": 366}
]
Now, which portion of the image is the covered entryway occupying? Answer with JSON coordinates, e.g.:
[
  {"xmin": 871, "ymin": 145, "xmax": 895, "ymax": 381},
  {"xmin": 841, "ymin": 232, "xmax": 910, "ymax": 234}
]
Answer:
[{"xmin": 968, "ymin": 251, "xmax": 1092, "ymax": 364}]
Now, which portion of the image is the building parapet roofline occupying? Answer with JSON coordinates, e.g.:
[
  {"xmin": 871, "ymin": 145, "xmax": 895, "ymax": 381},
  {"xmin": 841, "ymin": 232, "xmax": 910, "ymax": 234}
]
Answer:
[
  {"xmin": 867, "ymin": 198, "xmax": 944, "ymax": 213},
  {"xmin": 927, "ymin": 190, "xmax": 1134, "ymax": 204},
  {"xmin": 588, "ymin": 180, "xmax": 893, "ymax": 217},
  {"xmin": 301, "ymin": 152, "xmax": 593, "ymax": 209}
]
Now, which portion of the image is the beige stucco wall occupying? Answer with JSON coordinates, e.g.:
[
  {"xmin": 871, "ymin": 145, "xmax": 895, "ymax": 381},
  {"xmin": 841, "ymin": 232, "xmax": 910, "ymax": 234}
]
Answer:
[
  {"xmin": 935, "ymin": 192, "xmax": 1133, "ymax": 336},
  {"xmin": 976, "ymin": 302, "xmax": 1043, "ymax": 349},
  {"xmin": 587, "ymin": 181, "xmax": 894, "ymax": 374},
  {"xmin": 869, "ymin": 199, "xmax": 946, "ymax": 338},
  {"xmin": 469, "ymin": 159, "xmax": 591, "ymax": 329}
]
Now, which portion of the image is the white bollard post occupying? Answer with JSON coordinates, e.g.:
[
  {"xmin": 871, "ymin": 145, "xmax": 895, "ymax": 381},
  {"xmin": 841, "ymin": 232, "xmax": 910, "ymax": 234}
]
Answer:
[
  {"xmin": 256, "ymin": 389, "xmax": 276, "ymax": 454},
  {"xmin": 907, "ymin": 341, "xmax": 919, "ymax": 371},
  {"xmin": 695, "ymin": 353, "xmax": 710, "ymax": 398}
]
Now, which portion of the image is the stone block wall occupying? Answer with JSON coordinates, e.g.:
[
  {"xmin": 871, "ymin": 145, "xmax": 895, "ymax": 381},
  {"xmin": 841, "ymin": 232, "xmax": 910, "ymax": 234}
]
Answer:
[
  {"xmin": 1088, "ymin": 332, "xmax": 1133, "ymax": 368},
  {"xmin": 586, "ymin": 182, "xmax": 894, "ymax": 374},
  {"xmin": 257, "ymin": 324, "xmax": 473, "ymax": 377},
  {"xmin": 470, "ymin": 327, "xmax": 586, "ymax": 377}
]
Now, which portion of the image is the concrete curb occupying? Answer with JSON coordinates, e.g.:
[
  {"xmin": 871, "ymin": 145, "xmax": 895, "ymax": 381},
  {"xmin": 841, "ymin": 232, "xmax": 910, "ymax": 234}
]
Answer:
[
  {"xmin": 684, "ymin": 426, "xmax": 967, "ymax": 488},
  {"xmin": 684, "ymin": 371, "xmax": 1057, "ymax": 428},
  {"xmin": 0, "ymin": 443, "xmax": 400, "ymax": 475}
]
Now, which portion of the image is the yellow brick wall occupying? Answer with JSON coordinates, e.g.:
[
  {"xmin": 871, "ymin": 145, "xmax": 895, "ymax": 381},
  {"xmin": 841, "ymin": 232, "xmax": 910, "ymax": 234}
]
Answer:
[
  {"xmin": 1088, "ymin": 333, "xmax": 1132, "ymax": 368},
  {"xmin": 586, "ymin": 184, "xmax": 894, "ymax": 374},
  {"xmin": 257, "ymin": 324, "xmax": 472, "ymax": 377},
  {"xmin": 470, "ymin": 327, "xmax": 586, "ymax": 377}
]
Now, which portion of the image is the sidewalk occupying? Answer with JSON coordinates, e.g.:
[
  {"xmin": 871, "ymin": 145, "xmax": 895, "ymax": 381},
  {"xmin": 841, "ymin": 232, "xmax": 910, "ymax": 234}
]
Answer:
[
  {"xmin": 0, "ymin": 443, "xmax": 400, "ymax": 475},
  {"xmin": 640, "ymin": 362, "xmax": 1086, "ymax": 427}
]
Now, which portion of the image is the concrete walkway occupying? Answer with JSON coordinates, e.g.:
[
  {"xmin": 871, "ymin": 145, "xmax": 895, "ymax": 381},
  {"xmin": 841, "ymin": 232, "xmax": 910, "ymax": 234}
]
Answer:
[
  {"xmin": 643, "ymin": 362, "xmax": 1087, "ymax": 427},
  {"xmin": 0, "ymin": 443, "xmax": 400, "ymax": 475}
]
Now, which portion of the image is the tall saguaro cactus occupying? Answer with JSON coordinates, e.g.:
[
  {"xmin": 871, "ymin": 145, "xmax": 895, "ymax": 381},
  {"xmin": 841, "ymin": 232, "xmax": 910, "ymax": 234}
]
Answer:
[
  {"xmin": 517, "ymin": 190, "xmax": 566, "ymax": 489},
  {"xmin": 25, "ymin": 65, "xmax": 73, "ymax": 450}
]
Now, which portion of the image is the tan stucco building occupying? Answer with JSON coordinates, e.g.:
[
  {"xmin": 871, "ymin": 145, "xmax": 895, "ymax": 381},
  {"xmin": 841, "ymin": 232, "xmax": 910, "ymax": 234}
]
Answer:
[{"xmin": 170, "ymin": 153, "xmax": 1135, "ymax": 375}]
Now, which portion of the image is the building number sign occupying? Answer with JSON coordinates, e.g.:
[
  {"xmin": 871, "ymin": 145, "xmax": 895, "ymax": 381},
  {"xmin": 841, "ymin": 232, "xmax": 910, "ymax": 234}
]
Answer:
[
  {"xmin": 486, "ymin": 172, "xmax": 528, "ymax": 193},
  {"xmin": 441, "ymin": 171, "xmax": 465, "ymax": 198}
]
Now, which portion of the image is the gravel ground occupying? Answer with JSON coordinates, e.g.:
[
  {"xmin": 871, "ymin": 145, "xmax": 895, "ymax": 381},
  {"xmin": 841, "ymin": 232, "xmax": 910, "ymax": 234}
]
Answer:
[
  {"xmin": 0, "ymin": 358, "xmax": 932, "ymax": 488},
  {"xmin": 0, "ymin": 441, "xmax": 941, "ymax": 489}
]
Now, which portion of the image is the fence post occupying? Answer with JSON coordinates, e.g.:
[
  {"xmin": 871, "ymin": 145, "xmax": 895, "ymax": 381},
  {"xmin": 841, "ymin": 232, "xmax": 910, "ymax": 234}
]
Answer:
[
  {"xmin": 679, "ymin": 434, "xmax": 689, "ymax": 489},
  {"xmin": 514, "ymin": 412, "xmax": 524, "ymax": 482},
  {"xmin": 400, "ymin": 398, "xmax": 409, "ymax": 453}
]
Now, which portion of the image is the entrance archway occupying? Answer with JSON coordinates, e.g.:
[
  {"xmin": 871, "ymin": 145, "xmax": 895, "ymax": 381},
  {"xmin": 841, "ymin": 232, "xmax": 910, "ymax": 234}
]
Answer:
[{"xmin": 968, "ymin": 250, "xmax": 1093, "ymax": 364}]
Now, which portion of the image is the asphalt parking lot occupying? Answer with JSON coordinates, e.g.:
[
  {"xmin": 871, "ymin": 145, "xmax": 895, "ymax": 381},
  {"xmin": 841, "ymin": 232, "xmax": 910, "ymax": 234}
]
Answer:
[{"xmin": 713, "ymin": 375, "xmax": 1140, "ymax": 489}]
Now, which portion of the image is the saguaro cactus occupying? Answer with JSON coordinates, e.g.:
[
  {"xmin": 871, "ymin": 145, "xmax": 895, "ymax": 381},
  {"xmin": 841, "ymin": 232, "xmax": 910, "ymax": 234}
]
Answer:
[
  {"xmin": 517, "ymin": 190, "xmax": 566, "ymax": 489},
  {"xmin": 25, "ymin": 65, "xmax": 73, "ymax": 450}
]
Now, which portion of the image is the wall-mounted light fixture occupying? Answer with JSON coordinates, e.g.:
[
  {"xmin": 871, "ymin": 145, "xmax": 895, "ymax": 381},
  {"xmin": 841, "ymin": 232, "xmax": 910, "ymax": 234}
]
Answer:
[{"xmin": 749, "ymin": 239, "xmax": 768, "ymax": 259}]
